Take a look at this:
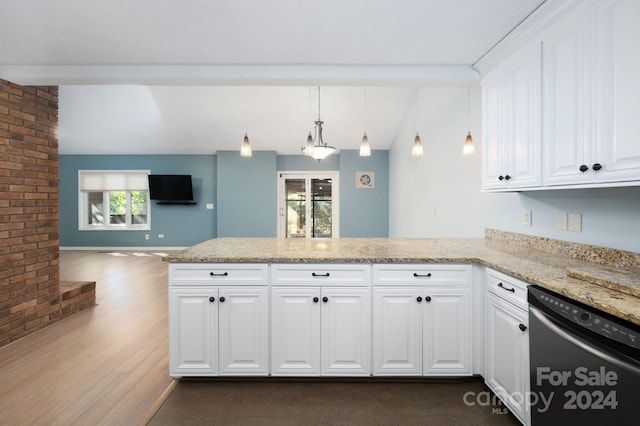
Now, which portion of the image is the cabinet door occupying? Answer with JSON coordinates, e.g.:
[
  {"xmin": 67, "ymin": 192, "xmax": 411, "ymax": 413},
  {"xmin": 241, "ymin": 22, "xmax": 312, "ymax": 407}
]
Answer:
[
  {"xmin": 321, "ymin": 287, "xmax": 371, "ymax": 376},
  {"xmin": 596, "ymin": 0, "xmax": 640, "ymax": 183},
  {"xmin": 218, "ymin": 287, "xmax": 269, "ymax": 375},
  {"xmin": 169, "ymin": 287, "xmax": 218, "ymax": 376},
  {"xmin": 372, "ymin": 287, "xmax": 423, "ymax": 375},
  {"xmin": 482, "ymin": 75, "xmax": 509, "ymax": 190},
  {"xmin": 422, "ymin": 287, "xmax": 472, "ymax": 376},
  {"xmin": 485, "ymin": 293, "xmax": 530, "ymax": 425},
  {"xmin": 270, "ymin": 287, "xmax": 321, "ymax": 376},
  {"xmin": 542, "ymin": 9, "xmax": 594, "ymax": 186}
]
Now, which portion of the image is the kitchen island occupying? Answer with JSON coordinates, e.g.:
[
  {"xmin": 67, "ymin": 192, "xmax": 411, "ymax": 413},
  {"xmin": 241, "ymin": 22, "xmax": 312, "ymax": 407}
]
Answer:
[{"xmin": 165, "ymin": 230, "xmax": 640, "ymax": 325}]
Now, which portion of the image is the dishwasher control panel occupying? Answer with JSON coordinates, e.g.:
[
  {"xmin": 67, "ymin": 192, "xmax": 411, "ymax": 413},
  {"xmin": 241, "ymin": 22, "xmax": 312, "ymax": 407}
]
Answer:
[{"xmin": 528, "ymin": 285, "xmax": 639, "ymax": 350}]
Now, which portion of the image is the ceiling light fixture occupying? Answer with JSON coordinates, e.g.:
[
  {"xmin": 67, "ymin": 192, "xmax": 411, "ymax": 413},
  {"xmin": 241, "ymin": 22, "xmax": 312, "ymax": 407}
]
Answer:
[
  {"xmin": 412, "ymin": 87, "xmax": 424, "ymax": 158},
  {"xmin": 240, "ymin": 87, "xmax": 252, "ymax": 157},
  {"xmin": 463, "ymin": 86, "xmax": 475, "ymax": 156},
  {"xmin": 302, "ymin": 87, "xmax": 336, "ymax": 161},
  {"xmin": 360, "ymin": 87, "xmax": 371, "ymax": 157}
]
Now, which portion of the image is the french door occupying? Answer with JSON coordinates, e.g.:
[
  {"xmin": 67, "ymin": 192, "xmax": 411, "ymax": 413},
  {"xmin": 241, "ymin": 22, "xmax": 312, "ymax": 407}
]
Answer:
[{"xmin": 277, "ymin": 172, "xmax": 339, "ymax": 238}]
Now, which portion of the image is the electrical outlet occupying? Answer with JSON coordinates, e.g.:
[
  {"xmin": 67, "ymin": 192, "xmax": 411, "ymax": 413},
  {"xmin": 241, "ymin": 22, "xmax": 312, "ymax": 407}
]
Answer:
[
  {"xmin": 145, "ymin": 234, "xmax": 149, "ymax": 240},
  {"xmin": 556, "ymin": 212, "xmax": 568, "ymax": 231},
  {"xmin": 158, "ymin": 234, "xmax": 165, "ymax": 239},
  {"xmin": 568, "ymin": 213, "xmax": 582, "ymax": 232},
  {"xmin": 522, "ymin": 210, "xmax": 532, "ymax": 227},
  {"xmin": 206, "ymin": 203, "xmax": 214, "ymax": 210}
]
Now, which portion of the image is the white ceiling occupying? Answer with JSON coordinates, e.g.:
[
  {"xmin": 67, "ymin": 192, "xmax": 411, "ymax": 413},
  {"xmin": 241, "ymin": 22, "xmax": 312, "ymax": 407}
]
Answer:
[{"xmin": 0, "ymin": 0, "xmax": 546, "ymax": 155}]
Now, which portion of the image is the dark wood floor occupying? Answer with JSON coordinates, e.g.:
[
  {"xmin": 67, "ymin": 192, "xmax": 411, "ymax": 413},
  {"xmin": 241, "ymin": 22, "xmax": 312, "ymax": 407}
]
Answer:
[{"xmin": 0, "ymin": 250, "xmax": 175, "ymax": 425}]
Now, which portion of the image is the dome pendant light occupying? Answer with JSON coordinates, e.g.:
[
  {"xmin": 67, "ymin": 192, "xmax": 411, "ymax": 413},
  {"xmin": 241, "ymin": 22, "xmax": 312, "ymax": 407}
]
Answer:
[
  {"xmin": 463, "ymin": 87, "xmax": 475, "ymax": 156},
  {"xmin": 302, "ymin": 87, "xmax": 336, "ymax": 161}
]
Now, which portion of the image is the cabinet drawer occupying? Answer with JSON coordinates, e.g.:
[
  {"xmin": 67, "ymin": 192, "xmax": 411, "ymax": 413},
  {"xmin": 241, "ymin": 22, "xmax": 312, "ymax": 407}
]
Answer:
[
  {"xmin": 270, "ymin": 264, "xmax": 371, "ymax": 286},
  {"xmin": 373, "ymin": 264, "xmax": 471, "ymax": 286},
  {"xmin": 169, "ymin": 263, "xmax": 268, "ymax": 285},
  {"xmin": 485, "ymin": 268, "xmax": 528, "ymax": 309}
]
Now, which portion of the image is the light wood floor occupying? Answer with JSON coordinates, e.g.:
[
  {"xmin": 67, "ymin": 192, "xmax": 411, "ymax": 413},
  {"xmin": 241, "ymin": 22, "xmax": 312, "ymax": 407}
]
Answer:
[{"xmin": 0, "ymin": 250, "xmax": 175, "ymax": 425}]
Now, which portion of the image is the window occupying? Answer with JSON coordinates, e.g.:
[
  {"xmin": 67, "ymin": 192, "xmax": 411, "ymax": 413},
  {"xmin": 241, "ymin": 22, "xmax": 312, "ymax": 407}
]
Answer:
[{"xmin": 79, "ymin": 170, "xmax": 151, "ymax": 230}]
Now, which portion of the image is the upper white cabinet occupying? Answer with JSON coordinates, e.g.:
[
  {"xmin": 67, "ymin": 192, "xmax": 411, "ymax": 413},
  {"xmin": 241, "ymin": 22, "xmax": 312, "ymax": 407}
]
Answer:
[
  {"xmin": 482, "ymin": 41, "xmax": 542, "ymax": 191},
  {"xmin": 481, "ymin": 0, "xmax": 640, "ymax": 190},
  {"xmin": 544, "ymin": 0, "xmax": 640, "ymax": 186}
]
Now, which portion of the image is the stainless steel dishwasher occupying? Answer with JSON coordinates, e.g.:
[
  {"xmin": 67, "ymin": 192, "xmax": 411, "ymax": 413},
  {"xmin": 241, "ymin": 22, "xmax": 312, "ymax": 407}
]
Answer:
[{"xmin": 528, "ymin": 285, "xmax": 640, "ymax": 425}]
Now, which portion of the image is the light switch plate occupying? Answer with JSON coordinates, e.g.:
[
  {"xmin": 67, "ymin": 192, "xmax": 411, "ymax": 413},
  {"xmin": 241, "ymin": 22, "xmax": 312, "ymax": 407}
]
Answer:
[
  {"xmin": 568, "ymin": 212, "xmax": 582, "ymax": 232},
  {"xmin": 523, "ymin": 210, "xmax": 532, "ymax": 227},
  {"xmin": 556, "ymin": 212, "xmax": 568, "ymax": 231},
  {"xmin": 206, "ymin": 203, "xmax": 214, "ymax": 210}
]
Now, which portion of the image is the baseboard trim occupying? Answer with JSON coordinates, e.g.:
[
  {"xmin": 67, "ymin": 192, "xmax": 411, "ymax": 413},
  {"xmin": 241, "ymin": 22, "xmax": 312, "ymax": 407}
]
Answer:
[{"xmin": 60, "ymin": 246, "xmax": 186, "ymax": 251}]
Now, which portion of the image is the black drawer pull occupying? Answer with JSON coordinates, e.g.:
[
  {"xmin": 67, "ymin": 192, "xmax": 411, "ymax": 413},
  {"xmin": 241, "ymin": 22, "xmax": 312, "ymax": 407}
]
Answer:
[
  {"xmin": 210, "ymin": 272, "xmax": 228, "ymax": 277},
  {"xmin": 498, "ymin": 282, "xmax": 516, "ymax": 293},
  {"xmin": 413, "ymin": 273, "xmax": 432, "ymax": 278},
  {"xmin": 312, "ymin": 272, "xmax": 330, "ymax": 277}
]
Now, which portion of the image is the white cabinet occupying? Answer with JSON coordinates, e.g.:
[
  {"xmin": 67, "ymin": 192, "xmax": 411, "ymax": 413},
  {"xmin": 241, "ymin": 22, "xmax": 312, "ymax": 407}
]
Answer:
[
  {"xmin": 482, "ymin": 40, "xmax": 542, "ymax": 191},
  {"xmin": 168, "ymin": 264, "xmax": 269, "ymax": 377},
  {"xmin": 485, "ymin": 269, "xmax": 530, "ymax": 426},
  {"xmin": 270, "ymin": 264, "xmax": 371, "ymax": 376},
  {"xmin": 372, "ymin": 264, "xmax": 473, "ymax": 376},
  {"xmin": 543, "ymin": 0, "xmax": 640, "ymax": 187}
]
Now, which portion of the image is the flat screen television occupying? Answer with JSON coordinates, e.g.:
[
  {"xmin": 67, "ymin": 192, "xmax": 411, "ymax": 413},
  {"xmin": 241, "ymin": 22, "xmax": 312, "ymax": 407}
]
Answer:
[{"xmin": 148, "ymin": 174, "xmax": 195, "ymax": 204}]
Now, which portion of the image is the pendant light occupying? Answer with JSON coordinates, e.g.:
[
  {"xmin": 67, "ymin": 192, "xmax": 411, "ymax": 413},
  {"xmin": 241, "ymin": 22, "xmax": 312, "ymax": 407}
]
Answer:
[
  {"xmin": 463, "ymin": 86, "xmax": 475, "ymax": 156},
  {"xmin": 302, "ymin": 87, "xmax": 336, "ymax": 161},
  {"xmin": 412, "ymin": 87, "xmax": 424, "ymax": 157},
  {"xmin": 359, "ymin": 87, "xmax": 371, "ymax": 157},
  {"xmin": 240, "ymin": 87, "xmax": 252, "ymax": 157}
]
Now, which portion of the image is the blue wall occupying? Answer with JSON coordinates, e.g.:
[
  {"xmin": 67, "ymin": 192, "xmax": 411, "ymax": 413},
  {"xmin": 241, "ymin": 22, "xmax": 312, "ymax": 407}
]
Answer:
[
  {"xmin": 59, "ymin": 155, "xmax": 217, "ymax": 247},
  {"xmin": 339, "ymin": 150, "xmax": 389, "ymax": 237},
  {"xmin": 216, "ymin": 151, "xmax": 278, "ymax": 237},
  {"xmin": 60, "ymin": 151, "xmax": 390, "ymax": 246}
]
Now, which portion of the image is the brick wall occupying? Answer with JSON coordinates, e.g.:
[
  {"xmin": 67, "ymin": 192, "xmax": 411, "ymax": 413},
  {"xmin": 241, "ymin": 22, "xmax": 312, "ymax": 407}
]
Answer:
[{"xmin": 0, "ymin": 79, "xmax": 60, "ymax": 348}]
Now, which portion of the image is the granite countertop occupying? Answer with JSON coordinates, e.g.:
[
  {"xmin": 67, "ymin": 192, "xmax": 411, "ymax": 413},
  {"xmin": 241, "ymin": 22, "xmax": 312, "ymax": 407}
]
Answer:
[{"xmin": 165, "ymin": 233, "xmax": 640, "ymax": 326}]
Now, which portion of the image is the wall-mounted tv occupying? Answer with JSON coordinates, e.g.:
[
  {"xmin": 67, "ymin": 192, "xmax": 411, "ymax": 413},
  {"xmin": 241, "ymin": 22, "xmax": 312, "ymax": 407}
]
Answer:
[{"xmin": 148, "ymin": 174, "xmax": 196, "ymax": 204}]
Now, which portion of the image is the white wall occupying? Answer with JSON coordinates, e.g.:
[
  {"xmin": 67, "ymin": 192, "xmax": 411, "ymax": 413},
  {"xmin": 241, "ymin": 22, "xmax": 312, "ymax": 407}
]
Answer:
[{"xmin": 389, "ymin": 87, "xmax": 640, "ymax": 253}]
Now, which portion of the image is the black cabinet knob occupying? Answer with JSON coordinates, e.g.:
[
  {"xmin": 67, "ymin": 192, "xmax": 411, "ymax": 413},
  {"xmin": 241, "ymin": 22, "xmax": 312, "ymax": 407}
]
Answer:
[
  {"xmin": 209, "ymin": 296, "xmax": 215, "ymax": 303},
  {"xmin": 592, "ymin": 163, "xmax": 602, "ymax": 171},
  {"xmin": 579, "ymin": 164, "xmax": 589, "ymax": 172},
  {"xmin": 519, "ymin": 324, "xmax": 527, "ymax": 332},
  {"xmin": 219, "ymin": 297, "xmax": 226, "ymax": 303},
  {"xmin": 425, "ymin": 296, "xmax": 432, "ymax": 302},
  {"xmin": 313, "ymin": 297, "xmax": 319, "ymax": 303},
  {"xmin": 504, "ymin": 175, "xmax": 511, "ymax": 180},
  {"xmin": 210, "ymin": 272, "xmax": 228, "ymax": 277},
  {"xmin": 498, "ymin": 175, "xmax": 504, "ymax": 181},
  {"xmin": 417, "ymin": 296, "xmax": 423, "ymax": 302},
  {"xmin": 322, "ymin": 296, "xmax": 328, "ymax": 303}
]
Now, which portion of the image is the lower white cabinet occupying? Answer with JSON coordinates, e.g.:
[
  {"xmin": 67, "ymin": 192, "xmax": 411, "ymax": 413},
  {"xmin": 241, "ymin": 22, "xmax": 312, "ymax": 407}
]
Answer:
[
  {"xmin": 485, "ymin": 269, "xmax": 530, "ymax": 426},
  {"xmin": 168, "ymin": 263, "xmax": 269, "ymax": 377},
  {"xmin": 270, "ymin": 286, "xmax": 371, "ymax": 376},
  {"xmin": 372, "ymin": 264, "xmax": 473, "ymax": 376}
]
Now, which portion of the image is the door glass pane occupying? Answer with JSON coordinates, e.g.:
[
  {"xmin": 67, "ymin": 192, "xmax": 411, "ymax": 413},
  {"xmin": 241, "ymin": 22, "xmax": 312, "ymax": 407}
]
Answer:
[
  {"xmin": 109, "ymin": 191, "xmax": 126, "ymax": 224},
  {"xmin": 311, "ymin": 178, "xmax": 332, "ymax": 238},
  {"xmin": 87, "ymin": 192, "xmax": 104, "ymax": 225},
  {"xmin": 285, "ymin": 179, "xmax": 306, "ymax": 238},
  {"xmin": 131, "ymin": 191, "xmax": 148, "ymax": 225}
]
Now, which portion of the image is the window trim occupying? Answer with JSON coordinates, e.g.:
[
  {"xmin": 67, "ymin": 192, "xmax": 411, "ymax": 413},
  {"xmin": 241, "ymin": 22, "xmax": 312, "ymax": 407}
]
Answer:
[{"xmin": 78, "ymin": 170, "xmax": 151, "ymax": 231}]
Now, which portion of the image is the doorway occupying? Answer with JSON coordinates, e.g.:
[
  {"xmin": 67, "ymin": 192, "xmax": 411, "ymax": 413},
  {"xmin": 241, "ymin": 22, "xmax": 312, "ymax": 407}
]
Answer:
[{"xmin": 277, "ymin": 172, "xmax": 339, "ymax": 238}]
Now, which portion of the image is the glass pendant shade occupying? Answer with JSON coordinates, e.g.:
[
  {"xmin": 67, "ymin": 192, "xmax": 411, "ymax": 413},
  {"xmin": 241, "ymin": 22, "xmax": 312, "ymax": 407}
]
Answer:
[
  {"xmin": 359, "ymin": 132, "xmax": 371, "ymax": 157},
  {"xmin": 240, "ymin": 132, "xmax": 252, "ymax": 157},
  {"xmin": 463, "ymin": 131, "xmax": 475, "ymax": 155},
  {"xmin": 305, "ymin": 132, "xmax": 315, "ymax": 156},
  {"xmin": 309, "ymin": 144, "xmax": 335, "ymax": 160},
  {"xmin": 412, "ymin": 132, "xmax": 424, "ymax": 157}
]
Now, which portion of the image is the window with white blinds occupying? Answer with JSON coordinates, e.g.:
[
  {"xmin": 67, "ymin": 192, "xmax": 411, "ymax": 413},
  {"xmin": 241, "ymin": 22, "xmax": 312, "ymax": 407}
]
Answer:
[{"xmin": 78, "ymin": 170, "xmax": 151, "ymax": 231}]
